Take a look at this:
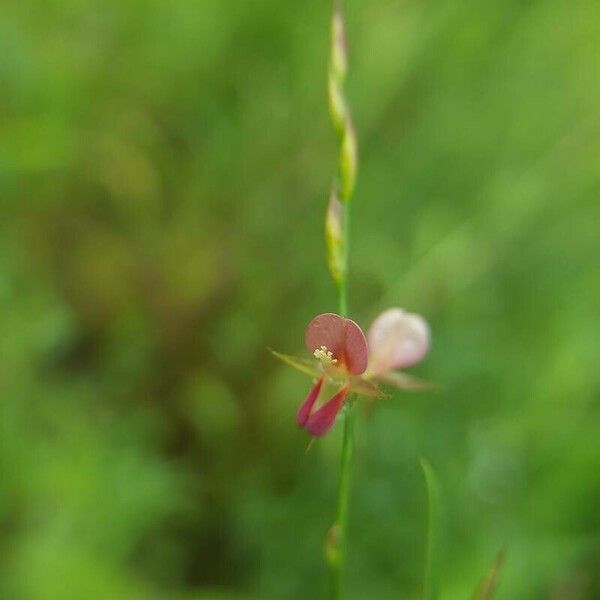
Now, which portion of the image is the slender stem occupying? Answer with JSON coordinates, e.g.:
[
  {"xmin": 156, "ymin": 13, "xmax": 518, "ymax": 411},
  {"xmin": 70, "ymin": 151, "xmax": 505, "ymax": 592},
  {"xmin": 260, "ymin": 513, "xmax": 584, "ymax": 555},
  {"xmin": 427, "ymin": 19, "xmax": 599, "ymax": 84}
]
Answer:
[
  {"xmin": 336, "ymin": 203, "xmax": 350, "ymax": 317},
  {"xmin": 329, "ymin": 394, "xmax": 354, "ymax": 599},
  {"xmin": 336, "ymin": 402, "xmax": 354, "ymax": 527},
  {"xmin": 325, "ymin": 1, "xmax": 357, "ymax": 597},
  {"xmin": 326, "ymin": 194, "xmax": 354, "ymax": 600},
  {"xmin": 337, "ymin": 279, "xmax": 347, "ymax": 319}
]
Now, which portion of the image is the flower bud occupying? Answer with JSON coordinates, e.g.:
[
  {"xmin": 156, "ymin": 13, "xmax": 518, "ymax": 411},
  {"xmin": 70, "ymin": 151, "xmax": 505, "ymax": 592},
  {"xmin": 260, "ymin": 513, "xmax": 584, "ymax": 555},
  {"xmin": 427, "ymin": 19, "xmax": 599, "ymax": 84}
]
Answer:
[
  {"xmin": 328, "ymin": 76, "xmax": 346, "ymax": 137},
  {"xmin": 330, "ymin": 2, "xmax": 348, "ymax": 82},
  {"xmin": 339, "ymin": 120, "xmax": 357, "ymax": 201},
  {"xmin": 325, "ymin": 190, "xmax": 345, "ymax": 284}
]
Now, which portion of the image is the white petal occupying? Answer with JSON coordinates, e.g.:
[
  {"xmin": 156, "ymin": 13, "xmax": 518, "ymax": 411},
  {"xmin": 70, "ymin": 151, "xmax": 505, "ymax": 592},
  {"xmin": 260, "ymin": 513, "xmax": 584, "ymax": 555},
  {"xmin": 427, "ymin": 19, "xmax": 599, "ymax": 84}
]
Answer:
[{"xmin": 367, "ymin": 308, "xmax": 430, "ymax": 374}]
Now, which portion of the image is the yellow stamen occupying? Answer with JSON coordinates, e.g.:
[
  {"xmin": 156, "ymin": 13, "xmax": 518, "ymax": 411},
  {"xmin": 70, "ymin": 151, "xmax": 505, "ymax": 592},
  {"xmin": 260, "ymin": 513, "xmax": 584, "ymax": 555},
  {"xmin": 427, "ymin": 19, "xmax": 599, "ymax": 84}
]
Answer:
[{"xmin": 314, "ymin": 345, "xmax": 338, "ymax": 366}]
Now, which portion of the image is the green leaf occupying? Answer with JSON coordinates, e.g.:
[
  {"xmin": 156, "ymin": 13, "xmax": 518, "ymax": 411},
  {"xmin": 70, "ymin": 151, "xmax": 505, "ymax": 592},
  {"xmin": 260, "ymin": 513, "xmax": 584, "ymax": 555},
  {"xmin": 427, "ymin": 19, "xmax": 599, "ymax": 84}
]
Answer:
[
  {"xmin": 269, "ymin": 349, "xmax": 320, "ymax": 378},
  {"xmin": 421, "ymin": 457, "xmax": 442, "ymax": 600},
  {"xmin": 472, "ymin": 550, "xmax": 505, "ymax": 600}
]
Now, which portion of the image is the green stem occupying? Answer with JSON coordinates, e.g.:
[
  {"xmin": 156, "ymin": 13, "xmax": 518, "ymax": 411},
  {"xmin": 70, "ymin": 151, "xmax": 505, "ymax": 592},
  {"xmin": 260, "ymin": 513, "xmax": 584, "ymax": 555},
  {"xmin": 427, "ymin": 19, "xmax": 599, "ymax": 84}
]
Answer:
[
  {"xmin": 325, "ymin": 1, "xmax": 357, "ymax": 596},
  {"xmin": 326, "ymin": 198, "xmax": 354, "ymax": 600},
  {"xmin": 329, "ymin": 397, "xmax": 354, "ymax": 599},
  {"xmin": 336, "ymin": 202, "xmax": 350, "ymax": 316}
]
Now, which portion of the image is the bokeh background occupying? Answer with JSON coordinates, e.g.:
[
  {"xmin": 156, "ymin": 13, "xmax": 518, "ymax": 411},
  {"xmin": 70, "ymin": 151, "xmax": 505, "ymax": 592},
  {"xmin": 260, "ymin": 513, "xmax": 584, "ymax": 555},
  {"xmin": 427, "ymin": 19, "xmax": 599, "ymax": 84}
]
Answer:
[{"xmin": 1, "ymin": 1, "xmax": 599, "ymax": 598}]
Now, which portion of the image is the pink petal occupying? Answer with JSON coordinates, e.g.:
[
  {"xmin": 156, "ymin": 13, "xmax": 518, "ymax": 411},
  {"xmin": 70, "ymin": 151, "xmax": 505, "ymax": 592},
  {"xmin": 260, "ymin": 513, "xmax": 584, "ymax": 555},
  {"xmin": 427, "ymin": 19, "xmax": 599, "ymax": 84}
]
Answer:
[
  {"xmin": 305, "ymin": 313, "xmax": 345, "ymax": 361},
  {"xmin": 296, "ymin": 376, "xmax": 324, "ymax": 427},
  {"xmin": 305, "ymin": 313, "xmax": 368, "ymax": 375},
  {"xmin": 342, "ymin": 318, "xmax": 368, "ymax": 375},
  {"xmin": 367, "ymin": 308, "xmax": 430, "ymax": 374},
  {"xmin": 305, "ymin": 386, "xmax": 349, "ymax": 437}
]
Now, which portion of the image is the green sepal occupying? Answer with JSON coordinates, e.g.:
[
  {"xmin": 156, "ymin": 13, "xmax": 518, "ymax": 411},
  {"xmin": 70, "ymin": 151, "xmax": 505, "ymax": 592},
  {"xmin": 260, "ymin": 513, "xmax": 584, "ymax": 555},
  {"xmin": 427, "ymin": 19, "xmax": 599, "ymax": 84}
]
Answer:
[{"xmin": 269, "ymin": 349, "xmax": 320, "ymax": 378}]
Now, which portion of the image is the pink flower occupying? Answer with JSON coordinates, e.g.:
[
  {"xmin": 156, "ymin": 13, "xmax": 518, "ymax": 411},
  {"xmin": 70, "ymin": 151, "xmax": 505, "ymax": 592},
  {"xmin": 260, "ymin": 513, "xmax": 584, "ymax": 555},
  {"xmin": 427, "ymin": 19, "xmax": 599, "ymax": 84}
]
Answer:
[
  {"xmin": 366, "ymin": 308, "xmax": 431, "ymax": 388},
  {"xmin": 297, "ymin": 313, "xmax": 368, "ymax": 436},
  {"xmin": 272, "ymin": 308, "xmax": 431, "ymax": 437}
]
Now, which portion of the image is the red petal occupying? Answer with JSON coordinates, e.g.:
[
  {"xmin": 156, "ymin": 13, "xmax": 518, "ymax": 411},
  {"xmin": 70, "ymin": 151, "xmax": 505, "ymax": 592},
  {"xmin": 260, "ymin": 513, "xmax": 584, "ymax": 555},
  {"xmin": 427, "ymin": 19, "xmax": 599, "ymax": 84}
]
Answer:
[
  {"xmin": 305, "ymin": 313, "xmax": 368, "ymax": 375},
  {"xmin": 296, "ymin": 376, "xmax": 324, "ymax": 427},
  {"xmin": 305, "ymin": 386, "xmax": 349, "ymax": 437},
  {"xmin": 305, "ymin": 313, "xmax": 345, "ymax": 360},
  {"xmin": 342, "ymin": 318, "xmax": 368, "ymax": 375}
]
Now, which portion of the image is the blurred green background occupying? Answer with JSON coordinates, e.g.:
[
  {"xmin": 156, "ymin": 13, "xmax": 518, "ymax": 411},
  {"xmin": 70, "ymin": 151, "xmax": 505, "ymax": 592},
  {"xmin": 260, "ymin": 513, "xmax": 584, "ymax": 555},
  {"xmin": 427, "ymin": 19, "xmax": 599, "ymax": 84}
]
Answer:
[{"xmin": 1, "ymin": 1, "xmax": 599, "ymax": 599}]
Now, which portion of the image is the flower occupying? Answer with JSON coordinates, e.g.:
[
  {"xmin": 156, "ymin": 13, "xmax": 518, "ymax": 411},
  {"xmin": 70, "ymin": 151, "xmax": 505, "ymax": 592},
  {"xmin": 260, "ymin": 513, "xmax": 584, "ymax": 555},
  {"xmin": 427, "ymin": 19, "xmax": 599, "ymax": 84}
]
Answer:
[
  {"xmin": 297, "ymin": 313, "xmax": 368, "ymax": 436},
  {"xmin": 366, "ymin": 308, "xmax": 431, "ymax": 388},
  {"xmin": 272, "ymin": 308, "xmax": 432, "ymax": 437}
]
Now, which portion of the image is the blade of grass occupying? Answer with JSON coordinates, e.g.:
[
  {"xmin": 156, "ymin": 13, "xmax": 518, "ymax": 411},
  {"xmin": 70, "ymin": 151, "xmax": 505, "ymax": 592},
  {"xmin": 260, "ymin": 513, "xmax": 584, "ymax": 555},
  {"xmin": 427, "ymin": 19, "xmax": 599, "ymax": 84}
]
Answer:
[
  {"xmin": 472, "ymin": 550, "xmax": 506, "ymax": 600},
  {"xmin": 420, "ymin": 457, "xmax": 441, "ymax": 600}
]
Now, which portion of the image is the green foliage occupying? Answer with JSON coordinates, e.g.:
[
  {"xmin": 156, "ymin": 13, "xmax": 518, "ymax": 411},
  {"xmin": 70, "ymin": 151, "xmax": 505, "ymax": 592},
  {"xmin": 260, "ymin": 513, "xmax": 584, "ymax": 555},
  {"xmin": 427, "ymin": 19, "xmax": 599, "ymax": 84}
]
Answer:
[
  {"xmin": 473, "ymin": 550, "xmax": 505, "ymax": 600},
  {"xmin": 421, "ymin": 458, "xmax": 441, "ymax": 600},
  {"xmin": 0, "ymin": 0, "xmax": 598, "ymax": 599}
]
